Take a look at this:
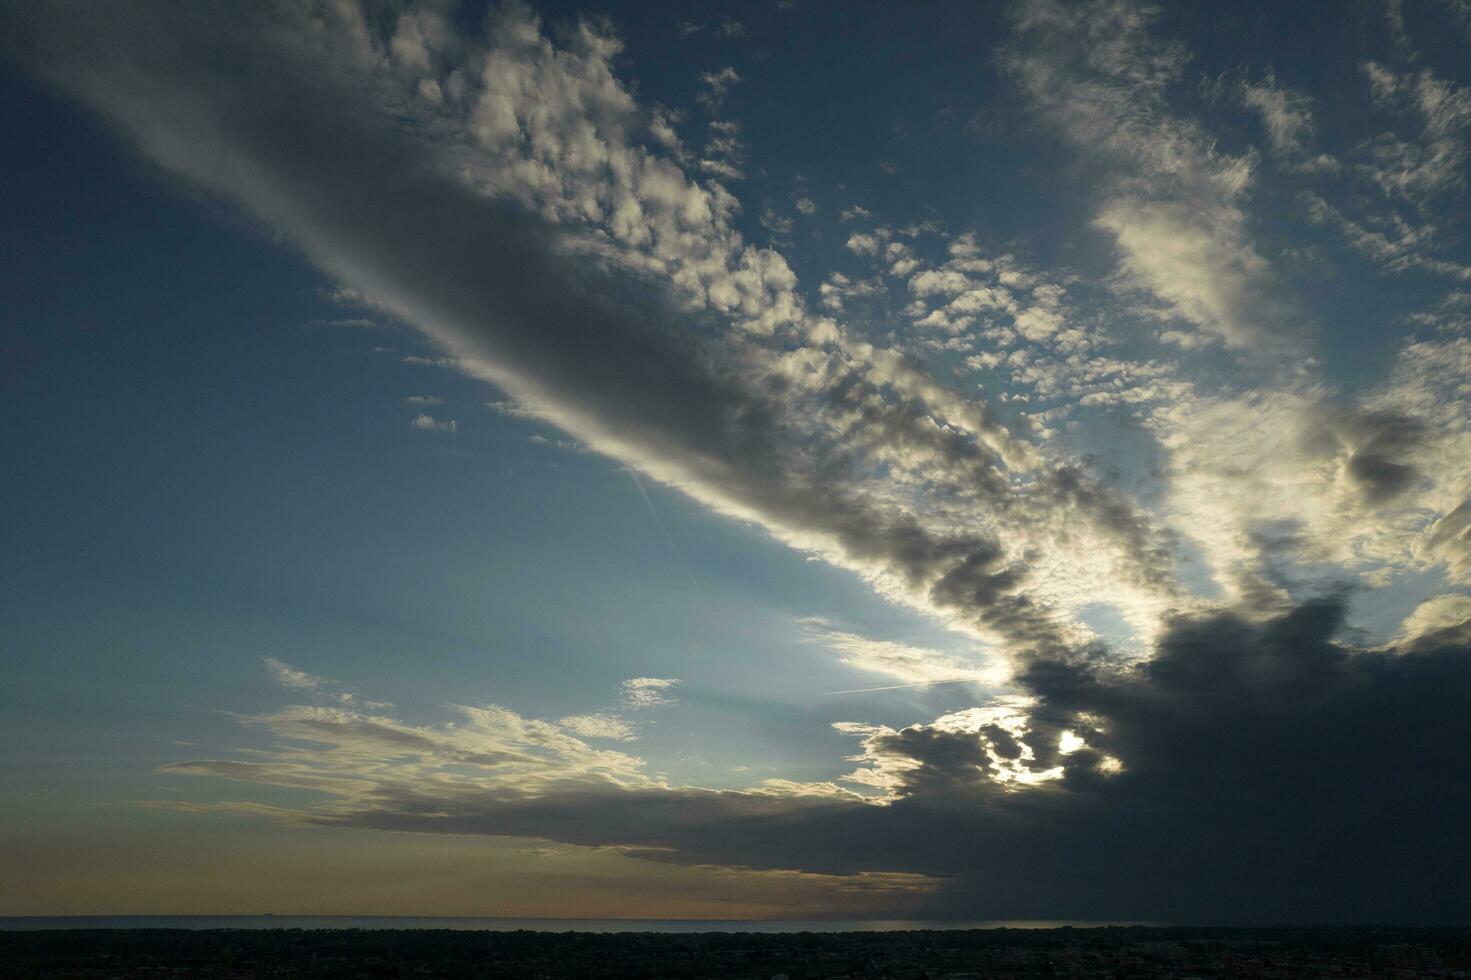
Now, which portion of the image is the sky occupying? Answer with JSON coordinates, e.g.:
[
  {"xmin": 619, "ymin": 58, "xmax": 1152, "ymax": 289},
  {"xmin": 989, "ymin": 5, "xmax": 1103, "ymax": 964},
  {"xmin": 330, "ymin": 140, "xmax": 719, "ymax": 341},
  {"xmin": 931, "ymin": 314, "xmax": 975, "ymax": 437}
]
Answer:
[{"xmin": 2, "ymin": 0, "xmax": 1471, "ymax": 924}]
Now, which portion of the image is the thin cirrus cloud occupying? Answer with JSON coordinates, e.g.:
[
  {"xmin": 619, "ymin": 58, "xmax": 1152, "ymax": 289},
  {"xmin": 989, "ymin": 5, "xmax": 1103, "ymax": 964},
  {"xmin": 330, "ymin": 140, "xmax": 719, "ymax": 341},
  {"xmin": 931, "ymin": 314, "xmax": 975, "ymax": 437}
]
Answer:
[
  {"xmin": 800, "ymin": 618, "xmax": 1001, "ymax": 690},
  {"xmin": 558, "ymin": 713, "xmax": 638, "ymax": 742},
  {"xmin": 7, "ymin": 0, "xmax": 1471, "ymax": 922},
  {"xmin": 263, "ymin": 657, "xmax": 322, "ymax": 691},
  {"xmin": 1004, "ymin": 0, "xmax": 1293, "ymax": 352}
]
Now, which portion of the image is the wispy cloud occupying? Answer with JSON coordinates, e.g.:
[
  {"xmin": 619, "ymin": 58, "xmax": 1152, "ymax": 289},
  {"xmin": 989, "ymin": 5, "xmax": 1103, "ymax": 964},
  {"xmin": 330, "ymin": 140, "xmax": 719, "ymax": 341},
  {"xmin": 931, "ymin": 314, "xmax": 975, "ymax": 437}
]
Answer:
[
  {"xmin": 558, "ymin": 713, "xmax": 638, "ymax": 741},
  {"xmin": 620, "ymin": 677, "xmax": 680, "ymax": 710},
  {"xmin": 409, "ymin": 413, "xmax": 456, "ymax": 433},
  {"xmin": 1005, "ymin": 0, "xmax": 1294, "ymax": 351},
  {"xmin": 14, "ymin": 0, "xmax": 1471, "ymax": 922},
  {"xmin": 697, "ymin": 66, "xmax": 742, "ymax": 111},
  {"xmin": 802, "ymin": 619, "xmax": 999, "ymax": 688},
  {"xmin": 264, "ymin": 657, "xmax": 321, "ymax": 691},
  {"xmin": 1239, "ymin": 70, "xmax": 1336, "ymax": 172}
]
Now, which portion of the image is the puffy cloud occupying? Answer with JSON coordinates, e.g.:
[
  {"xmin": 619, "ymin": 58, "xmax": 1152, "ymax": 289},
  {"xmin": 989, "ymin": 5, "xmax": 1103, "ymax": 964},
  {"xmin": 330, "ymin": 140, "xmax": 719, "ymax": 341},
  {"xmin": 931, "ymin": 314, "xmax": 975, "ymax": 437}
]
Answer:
[
  {"xmin": 837, "ymin": 695, "xmax": 1066, "ymax": 797},
  {"xmin": 817, "ymin": 272, "xmax": 885, "ymax": 311},
  {"xmin": 759, "ymin": 207, "xmax": 794, "ymax": 235},
  {"xmin": 620, "ymin": 677, "xmax": 680, "ymax": 709}
]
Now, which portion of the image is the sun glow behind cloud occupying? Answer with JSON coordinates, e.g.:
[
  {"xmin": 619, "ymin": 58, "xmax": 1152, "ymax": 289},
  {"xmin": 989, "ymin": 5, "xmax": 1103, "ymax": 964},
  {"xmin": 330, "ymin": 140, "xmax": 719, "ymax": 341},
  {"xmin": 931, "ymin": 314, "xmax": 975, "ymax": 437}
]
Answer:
[{"xmin": 6, "ymin": 0, "xmax": 1471, "ymax": 922}]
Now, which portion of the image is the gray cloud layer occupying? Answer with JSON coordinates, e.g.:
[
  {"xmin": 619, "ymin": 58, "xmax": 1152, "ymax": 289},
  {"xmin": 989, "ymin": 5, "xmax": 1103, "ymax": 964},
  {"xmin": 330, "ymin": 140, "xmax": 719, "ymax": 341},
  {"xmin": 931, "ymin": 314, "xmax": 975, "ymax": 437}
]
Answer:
[{"xmin": 171, "ymin": 597, "xmax": 1471, "ymax": 922}]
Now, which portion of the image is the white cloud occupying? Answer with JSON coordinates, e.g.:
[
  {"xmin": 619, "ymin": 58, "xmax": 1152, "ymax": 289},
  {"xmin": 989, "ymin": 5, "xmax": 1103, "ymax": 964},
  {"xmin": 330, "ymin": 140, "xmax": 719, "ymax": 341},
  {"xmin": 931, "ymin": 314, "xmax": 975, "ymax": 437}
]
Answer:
[
  {"xmin": 1241, "ymin": 70, "xmax": 1335, "ymax": 172},
  {"xmin": 1092, "ymin": 195, "xmax": 1282, "ymax": 350},
  {"xmin": 818, "ymin": 272, "xmax": 884, "ymax": 311},
  {"xmin": 559, "ymin": 713, "xmax": 638, "ymax": 741},
  {"xmin": 760, "ymin": 207, "xmax": 794, "ymax": 235},
  {"xmin": 409, "ymin": 413, "xmax": 457, "ymax": 432},
  {"xmin": 166, "ymin": 699, "xmax": 654, "ymax": 802},
  {"xmin": 698, "ymin": 157, "xmax": 744, "ymax": 181},
  {"xmin": 1006, "ymin": 0, "xmax": 1292, "ymax": 351},
  {"xmin": 264, "ymin": 657, "xmax": 322, "ymax": 691},
  {"xmin": 697, "ymin": 66, "xmax": 742, "ymax": 110},
  {"xmin": 835, "ymin": 695, "xmax": 1070, "ymax": 798},
  {"xmin": 1358, "ymin": 62, "xmax": 1471, "ymax": 204},
  {"xmin": 1395, "ymin": 594, "xmax": 1471, "ymax": 645},
  {"xmin": 1303, "ymin": 192, "xmax": 1471, "ymax": 280},
  {"xmin": 620, "ymin": 677, "xmax": 680, "ymax": 709},
  {"xmin": 805, "ymin": 621, "xmax": 1000, "ymax": 688},
  {"xmin": 32, "ymin": 0, "xmax": 1452, "ymax": 702}
]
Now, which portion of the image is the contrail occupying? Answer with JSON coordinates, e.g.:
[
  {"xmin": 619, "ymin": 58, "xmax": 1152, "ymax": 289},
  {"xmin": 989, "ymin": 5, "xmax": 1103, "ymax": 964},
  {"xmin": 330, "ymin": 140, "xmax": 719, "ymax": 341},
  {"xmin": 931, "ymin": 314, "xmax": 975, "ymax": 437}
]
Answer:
[
  {"xmin": 628, "ymin": 469, "xmax": 704, "ymax": 596},
  {"xmin": 825, "ymin": 678, "xmax": 978, "ymax": 695}
]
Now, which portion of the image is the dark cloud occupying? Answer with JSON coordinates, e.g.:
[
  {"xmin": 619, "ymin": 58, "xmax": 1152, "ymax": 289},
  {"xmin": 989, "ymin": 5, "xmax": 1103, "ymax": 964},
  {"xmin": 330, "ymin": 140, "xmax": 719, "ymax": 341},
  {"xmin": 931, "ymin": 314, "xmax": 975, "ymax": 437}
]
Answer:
[
  {"xmin": 11, "ymin": 0, "xmax": 1471, "ymax": 926},
  {"xmin": 1343, "ymin": 412, "xmax": 1426, "ymax": 504},
  {"xmin": 190, "ymin": 596, "xmax": 1470, "ymax": 924},
  {"xmin": 0, "ymin": 0, "xmax": 1184, "ymax": 658}
]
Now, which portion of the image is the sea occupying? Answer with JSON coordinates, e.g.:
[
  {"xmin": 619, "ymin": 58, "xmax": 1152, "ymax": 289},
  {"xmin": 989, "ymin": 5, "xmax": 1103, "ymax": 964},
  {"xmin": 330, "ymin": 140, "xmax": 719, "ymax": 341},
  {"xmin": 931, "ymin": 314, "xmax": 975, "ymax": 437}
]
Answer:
[{"xmin": 0, "ymin": 916, "xmax": 1157, "ymax": 933}]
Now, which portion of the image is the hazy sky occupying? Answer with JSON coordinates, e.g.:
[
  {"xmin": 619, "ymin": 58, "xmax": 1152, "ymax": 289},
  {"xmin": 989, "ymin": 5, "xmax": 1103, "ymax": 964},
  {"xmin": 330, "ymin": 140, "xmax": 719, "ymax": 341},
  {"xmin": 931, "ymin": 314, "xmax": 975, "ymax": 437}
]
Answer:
[{"xmin": 3, "ymin": 0, "xmax": 1471, "ymax": 924}]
